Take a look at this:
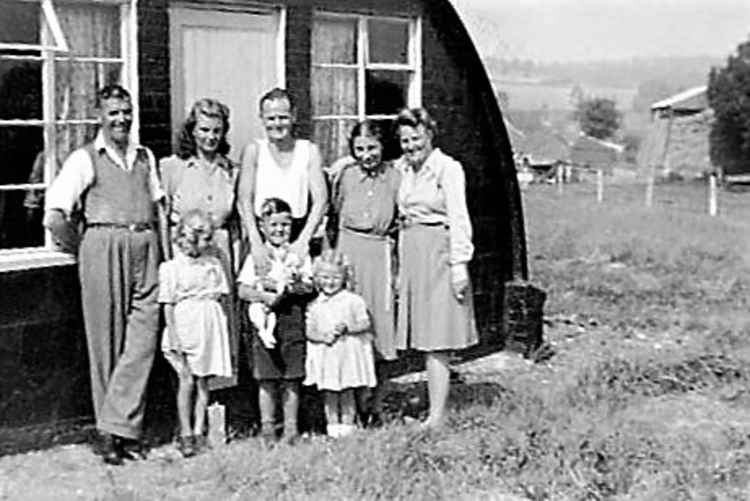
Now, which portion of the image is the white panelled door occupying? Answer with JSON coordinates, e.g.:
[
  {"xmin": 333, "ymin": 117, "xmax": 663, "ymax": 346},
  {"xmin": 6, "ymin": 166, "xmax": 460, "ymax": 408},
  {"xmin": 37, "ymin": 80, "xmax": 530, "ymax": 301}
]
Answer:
[{"xmin": 169, "ymin": 7, "xmax": 282, "ymax": 160}]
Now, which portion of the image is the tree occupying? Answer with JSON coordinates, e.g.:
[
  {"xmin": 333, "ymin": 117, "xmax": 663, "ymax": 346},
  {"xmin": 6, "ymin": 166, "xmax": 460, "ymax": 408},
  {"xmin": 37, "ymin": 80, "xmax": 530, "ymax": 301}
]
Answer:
[
  {"xmin": 707, "ymin": 38, "xmax": 750, "ymax": 175},
  {"xmin": 574, "ymin": 97, "xmax": 622, "ymax": 139}
]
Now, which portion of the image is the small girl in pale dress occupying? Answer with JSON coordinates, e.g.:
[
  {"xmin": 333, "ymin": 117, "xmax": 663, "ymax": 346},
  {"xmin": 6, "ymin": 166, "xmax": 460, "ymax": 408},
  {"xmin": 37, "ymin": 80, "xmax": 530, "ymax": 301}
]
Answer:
[
  {"xmin": 159, "ymin": 209, "xmax": 232, "ymax": 457},
  {"xmin": 304, "ymin": 250, "xmax": 377, "ymax": 437}
]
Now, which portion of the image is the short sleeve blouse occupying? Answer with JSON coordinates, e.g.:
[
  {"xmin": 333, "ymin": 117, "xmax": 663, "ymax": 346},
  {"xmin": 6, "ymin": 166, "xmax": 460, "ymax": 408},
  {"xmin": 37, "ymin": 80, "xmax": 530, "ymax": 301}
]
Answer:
[
  {"xmin": 160, "ymin": 154, "xmax": 238, "ymax": 228},
  {"xmin": 333, "ymin": 161, "xmax": 401, "ymax": 236}
]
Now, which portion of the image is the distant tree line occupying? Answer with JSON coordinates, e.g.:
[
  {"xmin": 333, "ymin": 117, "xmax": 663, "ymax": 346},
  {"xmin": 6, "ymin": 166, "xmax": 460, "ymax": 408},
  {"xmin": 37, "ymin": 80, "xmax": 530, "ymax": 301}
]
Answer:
[{"xmin": 486, "ymin": 55, "xmax": 721, "ymax": 90}]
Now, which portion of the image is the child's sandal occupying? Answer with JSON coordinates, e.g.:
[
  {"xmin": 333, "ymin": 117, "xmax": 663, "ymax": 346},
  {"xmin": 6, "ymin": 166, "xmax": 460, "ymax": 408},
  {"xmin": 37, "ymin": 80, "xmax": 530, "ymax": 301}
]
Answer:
[{"xmin": 177, "ymin": 435, "xmax": 196, "ymax": 458}]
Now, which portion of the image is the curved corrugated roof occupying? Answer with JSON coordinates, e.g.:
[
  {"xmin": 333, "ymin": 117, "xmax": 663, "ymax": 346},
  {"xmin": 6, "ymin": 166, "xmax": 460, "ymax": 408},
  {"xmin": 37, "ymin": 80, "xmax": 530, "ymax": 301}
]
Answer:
[{"xmin": 439, "ymin": 0, "xmax": 527, "ymax": 279}]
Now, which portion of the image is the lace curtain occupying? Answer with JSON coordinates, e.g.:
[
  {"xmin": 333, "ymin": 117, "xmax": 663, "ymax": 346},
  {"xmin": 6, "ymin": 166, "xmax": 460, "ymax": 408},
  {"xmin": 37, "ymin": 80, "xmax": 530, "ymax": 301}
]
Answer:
[
  {"xmin": 54, "ymin": 3, "xmax": 121, "ymax": 162},
  {"xmin": 312, "ymin": 18, "xmax": 358, "ymax": 167}
]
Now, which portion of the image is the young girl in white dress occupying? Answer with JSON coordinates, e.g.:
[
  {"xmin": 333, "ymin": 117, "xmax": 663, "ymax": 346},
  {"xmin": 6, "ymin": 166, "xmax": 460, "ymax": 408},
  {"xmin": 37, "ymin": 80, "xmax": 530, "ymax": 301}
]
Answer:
[
  {"xmin": 159, "ymin": 209, "xmax": 232, "ymax": 457},
  {"xmin": 304, "ymin": 250, "xmax": 377, "ymax": 437}
]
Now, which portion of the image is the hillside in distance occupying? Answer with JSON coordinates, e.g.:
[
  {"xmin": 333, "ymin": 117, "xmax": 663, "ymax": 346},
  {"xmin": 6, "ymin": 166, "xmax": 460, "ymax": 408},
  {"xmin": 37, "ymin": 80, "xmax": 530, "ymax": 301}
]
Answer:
[{"xmin": 487, "ymin": 55, "xmax": 723, "ymax": 90}]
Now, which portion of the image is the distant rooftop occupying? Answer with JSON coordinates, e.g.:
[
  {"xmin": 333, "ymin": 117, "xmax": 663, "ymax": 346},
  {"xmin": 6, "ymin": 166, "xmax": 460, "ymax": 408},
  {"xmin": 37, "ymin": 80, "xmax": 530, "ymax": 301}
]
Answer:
[{"xmin": 651, "ymin": 85, "xmax": 708, "ymax": 112}]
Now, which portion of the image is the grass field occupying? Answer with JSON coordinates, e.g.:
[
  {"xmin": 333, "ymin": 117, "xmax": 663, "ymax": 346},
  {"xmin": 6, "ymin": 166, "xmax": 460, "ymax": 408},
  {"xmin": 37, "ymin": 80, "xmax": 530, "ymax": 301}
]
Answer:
[{"xmin": 3, "ymin": 183, "xmax": 750, "ymax": 500}]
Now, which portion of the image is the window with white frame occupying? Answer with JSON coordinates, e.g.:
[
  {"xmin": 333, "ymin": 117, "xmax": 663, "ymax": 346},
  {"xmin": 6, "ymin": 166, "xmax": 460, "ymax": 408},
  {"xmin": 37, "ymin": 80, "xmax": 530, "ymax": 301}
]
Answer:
[
  {"xmin": 0, "ymin": 0, "xmax": 136, "ymax": 261},
  {"xmin": 311, "ymin": 12, "xmax": 421, "ymax": 166}
]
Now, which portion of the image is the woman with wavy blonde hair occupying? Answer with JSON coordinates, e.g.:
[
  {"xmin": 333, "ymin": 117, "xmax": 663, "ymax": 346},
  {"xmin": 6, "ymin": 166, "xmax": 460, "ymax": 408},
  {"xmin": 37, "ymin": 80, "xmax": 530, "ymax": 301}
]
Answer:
[{"xmin": 160, "ymin": 98, "xmax": 240, "ymax": 388}]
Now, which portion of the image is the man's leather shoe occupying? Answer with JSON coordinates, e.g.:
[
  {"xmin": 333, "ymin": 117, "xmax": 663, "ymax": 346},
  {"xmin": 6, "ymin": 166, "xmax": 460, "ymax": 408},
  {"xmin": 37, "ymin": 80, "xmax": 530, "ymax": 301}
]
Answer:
[
  {"xmin": 100, "ymin": 433, "xmax": 124, "ymax": 466},
  {"xmin": 118, "ymin": 438, "xmax": 147, "ymax": 461}
]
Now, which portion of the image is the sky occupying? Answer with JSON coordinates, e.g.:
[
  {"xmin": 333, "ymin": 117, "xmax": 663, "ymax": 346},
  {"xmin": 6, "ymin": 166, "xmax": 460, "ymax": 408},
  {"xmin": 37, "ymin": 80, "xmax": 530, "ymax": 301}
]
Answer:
[{"xmin": 452, "ymin": 0, "xmax": 750, "ymax": 62}]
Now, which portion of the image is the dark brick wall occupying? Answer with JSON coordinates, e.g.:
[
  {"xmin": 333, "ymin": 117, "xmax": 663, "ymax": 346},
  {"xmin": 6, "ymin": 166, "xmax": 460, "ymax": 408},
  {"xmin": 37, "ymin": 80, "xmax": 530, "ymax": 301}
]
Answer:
[
  {"xmin": 285, "ymin": 3, "xmax": 313, "ymax": 138},
  {"xmin": 0, "ymin": 267, "xmax": 90, "ymax": 434},
  {"xmin": 138, "ymin": 0, "xmax": 171, "ymax": 159}
]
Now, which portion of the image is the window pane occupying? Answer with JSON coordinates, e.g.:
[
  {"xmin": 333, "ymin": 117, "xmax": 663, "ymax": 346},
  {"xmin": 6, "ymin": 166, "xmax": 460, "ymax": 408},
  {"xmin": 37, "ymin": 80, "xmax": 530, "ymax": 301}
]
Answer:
[
  {"xmin": 0, "ymin": 126, "xmax": 44, "ymax": 249},
  {"xmin": 368, "ymin": 19, "xmax": 409, "ymax": 64},
  {"xmin": 365, "ymin": 70, "xmax": 409, "ymax": 115},
  {"xmin": 369, "ymin": 119, "xmax": 401, "ymax": 161},
  {"xmin": 312, "ymin": 17, "xmax": 357, "ymax": 65},
  {"xmin": 0, "ymin": 127, "xmax": 43, "ymax": 185},
  {"xmin": 313, "ymin": 119, "xmax": 357, "ymax": 167},
  {"xmin": 0, "ymin": 59, "xmax": 42, "ymax": 120},
  {"xmin": 56, "ymin": 123, "xmax": 98, "ymax": 165},
  {"xmin": 0, "ymin": 2, "xmax": 40, "ymax": 45},
  {"xmin": 56, "ymin": 3, "xmax": 121, "ymax": 58},
  {"xmin": 0, "ymin": 190, "xmax": 45, "ymax": 248},
  {"xmin": 312, "ymin": 67, "xmax": 357, "ymax": 116},
  {"xmin": 55, "ymin": 61, "xmax": 123, "ymax": 120}
]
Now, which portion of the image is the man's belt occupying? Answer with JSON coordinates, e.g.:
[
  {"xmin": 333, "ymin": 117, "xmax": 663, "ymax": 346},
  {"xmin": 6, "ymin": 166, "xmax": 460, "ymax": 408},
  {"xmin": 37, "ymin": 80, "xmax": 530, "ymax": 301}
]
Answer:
[
  {"xmin": 86, "ymin": 221, "xmax": 155, "ymax": 232},
  {"xmin": 399, "ymin": 217, "xmax": 448, "ymax": 230}
]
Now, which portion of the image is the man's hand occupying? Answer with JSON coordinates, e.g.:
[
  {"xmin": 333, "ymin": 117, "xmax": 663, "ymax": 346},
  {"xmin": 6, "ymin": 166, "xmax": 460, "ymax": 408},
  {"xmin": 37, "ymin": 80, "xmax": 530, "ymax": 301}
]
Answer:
[{"xmin": 43, "ymin": 209, "xmax": 80, "ymax": 254}]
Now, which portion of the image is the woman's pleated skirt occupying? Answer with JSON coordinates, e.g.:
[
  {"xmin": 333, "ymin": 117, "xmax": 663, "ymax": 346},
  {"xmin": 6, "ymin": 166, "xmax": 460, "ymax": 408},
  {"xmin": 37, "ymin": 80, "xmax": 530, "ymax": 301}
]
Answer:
[{"xmin": 396, "ymin": 224, "xmax": 478, "ymax": 352}]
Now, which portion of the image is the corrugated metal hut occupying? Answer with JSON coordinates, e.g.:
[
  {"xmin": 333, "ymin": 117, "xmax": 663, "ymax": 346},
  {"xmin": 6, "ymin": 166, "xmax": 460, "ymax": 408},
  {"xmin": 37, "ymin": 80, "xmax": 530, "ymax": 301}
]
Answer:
[{"xmin": 0, "ymin": 0, "xmax": 525, "ymax": 449}]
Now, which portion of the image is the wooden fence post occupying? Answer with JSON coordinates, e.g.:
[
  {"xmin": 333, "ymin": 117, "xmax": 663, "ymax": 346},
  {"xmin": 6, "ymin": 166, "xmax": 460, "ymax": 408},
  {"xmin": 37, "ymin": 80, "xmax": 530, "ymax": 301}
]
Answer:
[
  {"xmin": 596, "ymin": 169, "xmax": 603, "ymax": 203},
  {"xmin": 645, "ymin": 164, "xmax": 655, "ymax": 208},
  {"xmin": 708, "ymin": 173, "xmax": 718, "ymax": 216}
]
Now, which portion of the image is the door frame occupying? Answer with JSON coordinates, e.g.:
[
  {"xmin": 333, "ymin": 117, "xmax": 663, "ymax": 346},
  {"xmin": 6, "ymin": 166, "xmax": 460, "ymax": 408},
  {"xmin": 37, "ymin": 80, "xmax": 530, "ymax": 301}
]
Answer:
[{"xmin": 168, "ymin": 2, "xmax": 286, "ymax": 145}]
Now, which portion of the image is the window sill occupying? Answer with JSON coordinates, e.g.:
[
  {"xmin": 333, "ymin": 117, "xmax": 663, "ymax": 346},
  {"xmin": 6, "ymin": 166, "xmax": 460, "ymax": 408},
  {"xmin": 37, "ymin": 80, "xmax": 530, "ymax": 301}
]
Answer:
[{"xmin": 0, "ymin": 248, "xmax": 76, "ymax": 273}]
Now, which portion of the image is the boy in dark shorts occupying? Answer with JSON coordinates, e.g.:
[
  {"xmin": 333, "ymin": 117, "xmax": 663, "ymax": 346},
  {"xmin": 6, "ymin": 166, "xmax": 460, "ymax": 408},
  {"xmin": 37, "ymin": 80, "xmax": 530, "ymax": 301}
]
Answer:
[{"xmin": 237, "ymin": 198, "xmax": 313, "ymax": 443}]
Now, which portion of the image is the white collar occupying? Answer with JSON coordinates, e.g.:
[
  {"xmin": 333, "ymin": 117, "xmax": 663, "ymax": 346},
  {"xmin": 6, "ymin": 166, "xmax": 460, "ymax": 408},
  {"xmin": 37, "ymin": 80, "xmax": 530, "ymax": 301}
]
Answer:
[{"xmin": 94, "ymin": 131, "xmax": 148, "ymax": 171}]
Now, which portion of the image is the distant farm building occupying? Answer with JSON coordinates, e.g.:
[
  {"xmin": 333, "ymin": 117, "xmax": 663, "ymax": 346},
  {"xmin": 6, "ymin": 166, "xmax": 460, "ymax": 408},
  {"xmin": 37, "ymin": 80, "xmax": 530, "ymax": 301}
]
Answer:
[
  {"xmin": 510, "ymin": 128, "xmax": 570, "ymax": 184},
  {"xmin": 638, "ymin": 86, "xmax": 712, "ymax": 180},
  {"xmin": 518, "ymin": 129, "xmax": 570, "ymax": 167}
]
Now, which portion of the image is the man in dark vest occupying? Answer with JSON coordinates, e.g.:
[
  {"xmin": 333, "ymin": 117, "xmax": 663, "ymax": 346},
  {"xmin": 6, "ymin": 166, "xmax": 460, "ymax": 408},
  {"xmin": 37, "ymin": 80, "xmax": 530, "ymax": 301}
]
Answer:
[{"xmin": 44, "ymin": 85, "xmax": 168, "ymax": 465}]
